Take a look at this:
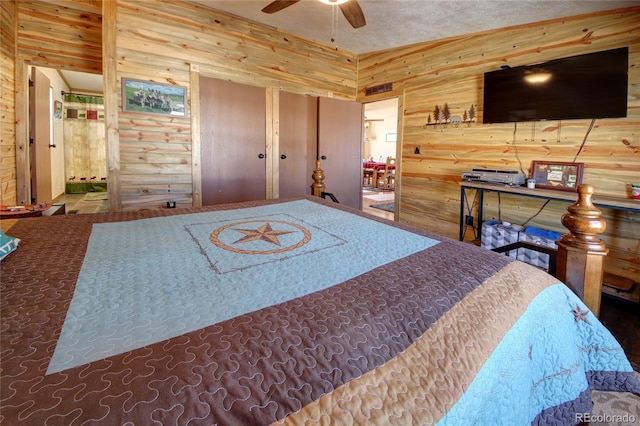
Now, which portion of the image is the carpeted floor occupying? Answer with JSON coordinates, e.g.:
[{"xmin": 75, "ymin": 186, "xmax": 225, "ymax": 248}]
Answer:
[
  {"xmin": 370, "ymin": 202, "xmax": 394, "ymax": 213},
  {"xmin": 595, "ymin": 296, "xmax": 640, "ymax": 422},
  {"xmin": 599, "ymin": 295, "xmax": 640, "ymax": 370},
  {"xmin": 363, "ymin": 185, "xmax": 394, "ymax": 193}
]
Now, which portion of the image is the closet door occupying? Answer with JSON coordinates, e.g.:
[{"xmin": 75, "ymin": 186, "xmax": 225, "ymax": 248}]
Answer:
[
  {"xmin": 200, "ymin": 77, "xmax": 266, "ymax": 205},
  {"xmin": 279, "ymin": 91, "xmax": 317, "ymax": 198},
  {"xmin": 317, "ymin": 97, "xmax": 363, "ymax": 209}
]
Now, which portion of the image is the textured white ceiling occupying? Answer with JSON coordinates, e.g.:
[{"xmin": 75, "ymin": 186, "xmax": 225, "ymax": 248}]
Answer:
[
  {"xmin": 60, "ymin": 0, "xmax": 639, "ymax": 91},
  {"xmin": 191, "ymin": 0, "xmax": 639, "ymax": 53}
]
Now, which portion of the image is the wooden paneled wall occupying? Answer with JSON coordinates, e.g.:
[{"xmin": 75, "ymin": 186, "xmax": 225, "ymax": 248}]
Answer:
[
  {"xmin": 112, "ymin": 0, "xmax": 358, "ymax": 210},
  {"xmin": 1, "ymin": 1, "xmax": 17, "ymax": 206},
  {"xmin": 6, "ymin": 0, "xmax": 356, "ymax": 209},
  {"xmin": 8, "ymin": 0, "xmax": 103, "ymax": 205},
  {"xmin": 4, "ymin": 1, "xmax": 638, "ymax": 283},
  {"xmin": 17, "ymin": 0, "xmax": 102, "ymax": 73},
  {"xmin": 358, "ymin": 7, "xmax": 640, "ymax": 282}
]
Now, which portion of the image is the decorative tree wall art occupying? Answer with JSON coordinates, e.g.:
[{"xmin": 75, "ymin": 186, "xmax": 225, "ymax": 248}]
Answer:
[{"xmin": 423, "ymin": 103, "xmax": 476, "ymax": 128}]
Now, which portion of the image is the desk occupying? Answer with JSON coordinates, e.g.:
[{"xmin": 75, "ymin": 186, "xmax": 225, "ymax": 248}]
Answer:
[{"xmin": 459, "ymin": 181, "xmax": 640, "ymax": 241}]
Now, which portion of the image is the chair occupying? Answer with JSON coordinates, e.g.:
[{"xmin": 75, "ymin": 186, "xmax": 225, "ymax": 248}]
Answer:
[
  {"xmin": 363, "ymin": 168, "xmax": 374, "ymax": 186},
  {"xmin": 378, "ymin": 157, "xmax": 396, "ymax": 189}
]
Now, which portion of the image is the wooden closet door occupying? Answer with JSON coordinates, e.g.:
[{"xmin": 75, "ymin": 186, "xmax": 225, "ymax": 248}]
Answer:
[
  {"xmin": 317, "ymin": 97, "xmax": 363, "ymax": 210},
  {"xmin": 30, "ymin": 68, "xmax": 52, "ymax": 204},
  {"xmin": 200, "ymin": 77, "xmax": 266, "ymax": 205},
  {"xmin": 279, "ymin": 91, "xmax": 317, "ymax": 199}
]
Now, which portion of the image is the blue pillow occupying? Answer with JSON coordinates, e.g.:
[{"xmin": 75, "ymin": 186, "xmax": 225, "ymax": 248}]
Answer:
[{"xmin": 0, "ymin": 229, "xmax": 21, "ymax": 261}]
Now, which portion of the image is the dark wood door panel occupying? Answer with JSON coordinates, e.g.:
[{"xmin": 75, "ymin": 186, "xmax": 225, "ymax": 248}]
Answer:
[
  {"xmin": 200, "ymin": 77, "xmax": 266, "ymax": 205},
  {"xmin": 279, "ymin": 91, "xmax": 317, "ymax": 198},
  {"xmin": 318, "ymin": 97, "xmax": 363, "ymax": 209}
]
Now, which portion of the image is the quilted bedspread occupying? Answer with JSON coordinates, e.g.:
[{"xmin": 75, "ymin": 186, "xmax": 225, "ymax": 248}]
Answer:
[{"xmin": 1, "ymin": 196, "xmax": 638, "ymax": 425}]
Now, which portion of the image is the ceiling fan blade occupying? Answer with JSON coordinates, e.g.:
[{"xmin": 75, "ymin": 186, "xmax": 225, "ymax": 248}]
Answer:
[
  {"xmin": 339, "ymin": 1, "xmax": 366, "ymax": 29},
  {"xmin": 261, "ymin": 0, "xmax": 301, "ymax": 14}
]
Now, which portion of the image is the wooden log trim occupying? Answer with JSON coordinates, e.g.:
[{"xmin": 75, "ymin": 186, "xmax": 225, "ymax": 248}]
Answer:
[
  {"xmin": 103, "ymin": 0, "xmax": 120, "ymax": 212},
  {"xmin": 556, "ymin": 184, "xmax": 609, "ymax": 316}
]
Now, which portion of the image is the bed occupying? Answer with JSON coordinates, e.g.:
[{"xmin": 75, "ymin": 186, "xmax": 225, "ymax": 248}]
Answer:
[{"xmin": 1, "ymin": 195, "xmax": 638, "ymax": 425}]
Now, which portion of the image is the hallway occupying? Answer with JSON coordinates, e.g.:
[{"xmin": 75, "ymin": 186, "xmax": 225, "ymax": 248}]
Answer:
[
  {"xmin": 362, "ymin": 188, "xmax": 394, "ymax": 221},
  {"xmin": 53, "ymin": 192, "xmax": 108, "ymax": 214}
]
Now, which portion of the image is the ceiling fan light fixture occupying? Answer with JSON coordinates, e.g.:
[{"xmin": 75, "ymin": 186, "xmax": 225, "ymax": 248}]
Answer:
[
  {"xmin": 319, "ymin": 0, "xmax": 349, "ymax": 5},
  {"xmin": 262, "ymin": 0, "xmax": 365, "ymax": 29}
]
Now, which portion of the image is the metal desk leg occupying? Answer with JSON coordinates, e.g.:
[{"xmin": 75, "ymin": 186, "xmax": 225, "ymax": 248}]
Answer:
[
  {"xmin": 460, "ymin": 186, "xmax": 482, "ymax": 242},
  {"xmin": 459, "ymin": 186, "xmax": 465, "ymax": 241},
  {"xmin": 477, "ymin": 188, "xmax": 484, "ymax": 235}
]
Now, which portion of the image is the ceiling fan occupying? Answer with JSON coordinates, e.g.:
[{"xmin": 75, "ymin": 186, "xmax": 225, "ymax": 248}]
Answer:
[{"xmin": 261, "ymin": 0, "xmax": 366, "ymax": 29}]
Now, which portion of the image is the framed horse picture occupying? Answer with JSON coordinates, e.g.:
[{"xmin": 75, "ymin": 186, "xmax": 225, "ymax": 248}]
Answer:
[{"xmin": 122, "ymin": 78, "xmax": 187, "ymax": 117}]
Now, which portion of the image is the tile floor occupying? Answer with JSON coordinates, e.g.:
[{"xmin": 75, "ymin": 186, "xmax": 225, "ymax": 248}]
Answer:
[{"xmin": 53, "ymin": 193, "xmax": 108, "ymax": 214}]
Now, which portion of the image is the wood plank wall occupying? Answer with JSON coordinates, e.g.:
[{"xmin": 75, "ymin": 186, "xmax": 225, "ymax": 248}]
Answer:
[
  {"xmin": 357, "ymin": 7, "xmax": 640, "ymax": 283},
  {"xmin": 3, "ymin": 1, "xmax": 638, "ymax": 283},
  {"xmin": 9, "ymin": 0, "xmax": 103, "ymax": 205},
  {"xmin": 1, "ymin": 1, "xmax": 17, "ymax": 206},
  {"xmin": 17, "ymin": 0, "xmax": 102, "ymax": 73},
  {"xmin": 113, "ymin": 0, "xmax": 358, "ymax": 210},
  {"xmin": 6, "ymin": 0, "xmax": 356, "ymax": 209}
]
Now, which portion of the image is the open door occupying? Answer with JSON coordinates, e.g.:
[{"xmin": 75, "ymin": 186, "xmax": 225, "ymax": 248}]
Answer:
[
  {"xmin": 30, "ymin": 67, "xmax": 52, "ymax": 204},
  {"xmin": 279, "ymin": 91, "xmax": 317, "ymax": 198},
  {"xmin": 317, "ymin": 97, "xmax": 363, "ymax": 209}
]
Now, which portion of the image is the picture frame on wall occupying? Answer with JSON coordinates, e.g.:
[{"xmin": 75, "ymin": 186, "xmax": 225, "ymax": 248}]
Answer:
[
  {"xmin": 530, "ymin": 161, "xmax": 584, "ymax": 191},
  {"xmin": 122, "ymin": 78, "xmax": 187, "ymax": 117},
  {"xmin": 53, "ymin": 100, "xmax": 63, "ymax": 119}
]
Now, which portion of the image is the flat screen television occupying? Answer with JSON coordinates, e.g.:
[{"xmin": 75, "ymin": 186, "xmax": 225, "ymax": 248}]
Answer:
[{"xmin": 482, "ymin": 47, "xmax": 628, "ymax": 123}]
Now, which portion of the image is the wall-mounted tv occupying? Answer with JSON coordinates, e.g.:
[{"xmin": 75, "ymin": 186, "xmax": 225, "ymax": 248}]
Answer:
[{"xmin": 482, "ymin": 47, "xmax": 628, "ymax": 123}]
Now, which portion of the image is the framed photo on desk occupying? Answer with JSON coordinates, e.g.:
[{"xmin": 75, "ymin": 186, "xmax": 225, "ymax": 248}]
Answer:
[{"xmin": 530, "ymin": 161, "xmax": 584, "ymax": 191}]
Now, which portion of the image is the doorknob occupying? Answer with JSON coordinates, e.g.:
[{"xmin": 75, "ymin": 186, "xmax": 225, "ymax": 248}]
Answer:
[
  {"xmin": 258, "ymin": 153, "xmax": 265, "ymax": 159},
  {"xmin": 320, "ymin": 155, "xmax": 327, "ymax": 160},
  {"xmin": 280, "ymin": 154, "xmax": 287, "ymax": 160}
]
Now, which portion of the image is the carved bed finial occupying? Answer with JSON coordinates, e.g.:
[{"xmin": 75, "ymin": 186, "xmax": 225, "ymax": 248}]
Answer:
[
  {"xmin": 311, "ymin": 160, "xmax": 326, "ymax": 197},
  {"xmin": 556, "ymin": 184, "xmax": 608, "ymax": 316},
  {"xmin": 559, "ymin": 184, "xmax": 607, "ymax": 251}
]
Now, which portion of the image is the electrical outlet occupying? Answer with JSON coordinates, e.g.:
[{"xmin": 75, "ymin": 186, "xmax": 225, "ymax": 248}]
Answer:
[{"xmin": 414, "ymin": 146, "xmax": 421, "ymax": 154}]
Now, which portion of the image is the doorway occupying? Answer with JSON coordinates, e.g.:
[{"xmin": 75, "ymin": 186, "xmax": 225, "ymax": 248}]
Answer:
[
  {"xmin": 362, "ymin": 98, "xmax": 398, "ymax": 219},
  {"xmin": 26, "ymin": 66, "xmax": 105, "ymax": 208}
]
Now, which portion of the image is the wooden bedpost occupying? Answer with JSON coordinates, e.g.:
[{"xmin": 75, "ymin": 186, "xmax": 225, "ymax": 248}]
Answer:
[
  {"xmin": 555, "ymin": 184, "xmax": 608, "ymax": 316},
  {"xmin": 311, "ymin": 160, "xmax": 326, "ymax": 197}
]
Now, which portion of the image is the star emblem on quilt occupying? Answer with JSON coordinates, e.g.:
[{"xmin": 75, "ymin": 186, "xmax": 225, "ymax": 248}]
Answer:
[
  {"xmin": 232, "ymin": 222, "xmax": 295, "ymax": 246},
  {"xmin": 209, "ymin": 219, "xmax": 312, "ymax": 255},
  {"xmin": 571, "ymin": 304, "xmax": 591, "ymax": 324}
]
